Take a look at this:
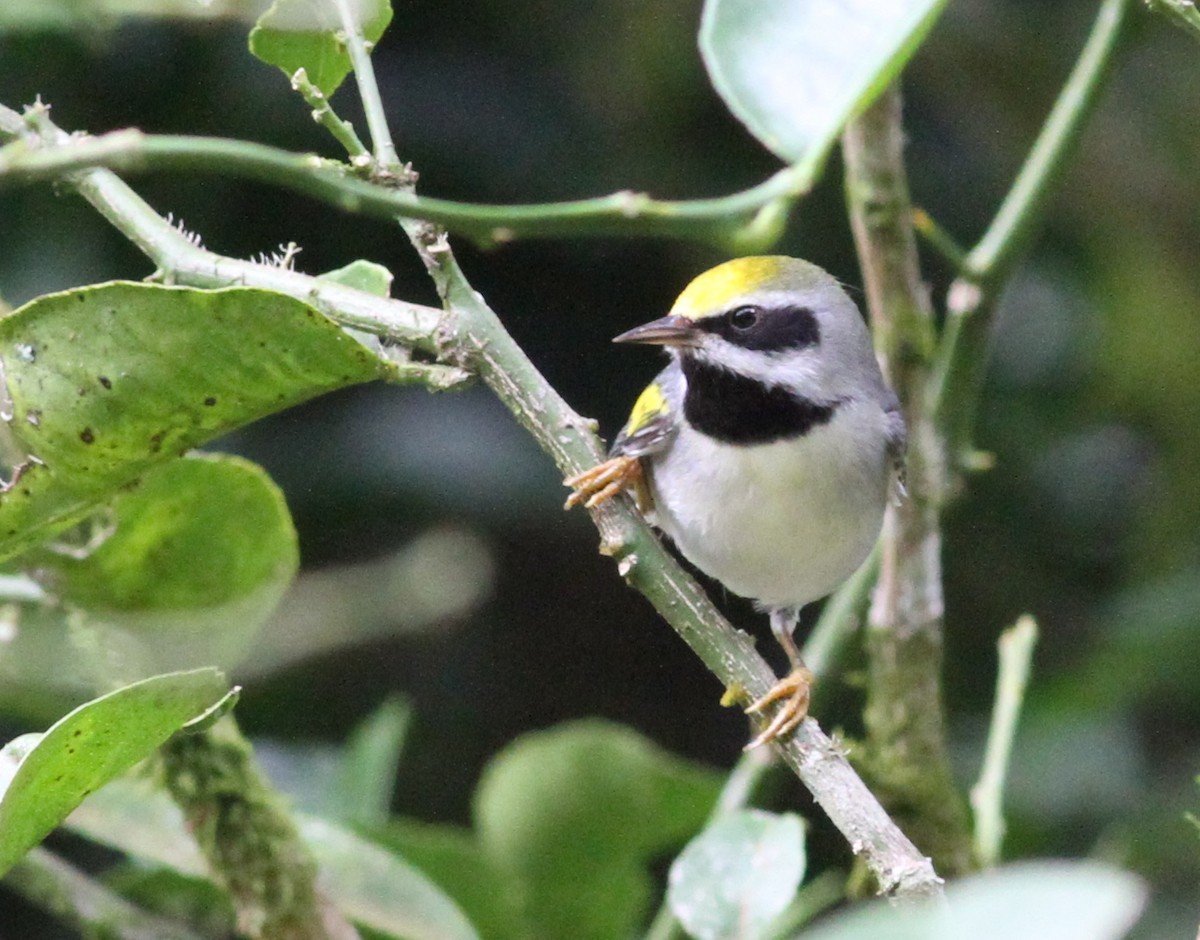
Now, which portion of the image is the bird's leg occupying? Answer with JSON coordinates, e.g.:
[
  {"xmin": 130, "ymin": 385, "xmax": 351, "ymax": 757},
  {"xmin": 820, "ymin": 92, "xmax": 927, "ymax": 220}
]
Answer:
[
  {"xmin": 563, "ymin": 455, "xmax": 649, "ymax": 511},
  {"xmin": 744, "ymin": 607, "xmax": 814, "ymax": 750}
]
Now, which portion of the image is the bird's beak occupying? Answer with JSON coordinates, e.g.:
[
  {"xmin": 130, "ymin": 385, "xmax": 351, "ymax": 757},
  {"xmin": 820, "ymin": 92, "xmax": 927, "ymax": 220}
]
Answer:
[{"xmin": 613, "ymin": 315, "xmax": 701, "ymax": 347}]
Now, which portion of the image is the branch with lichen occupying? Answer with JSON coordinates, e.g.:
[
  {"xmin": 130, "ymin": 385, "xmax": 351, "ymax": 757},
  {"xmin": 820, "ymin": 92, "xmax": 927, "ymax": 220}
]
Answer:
[
  {"xmin": 843, "ymin": 85, "xmax": 973, "ymax": 878},
  {"xmin": 839, "ymin": 0, "xmax": 1130, "ymax": 879},
  {"xmin": 159, "ymin": 717, "xmax": 359, "ymax": 940}
]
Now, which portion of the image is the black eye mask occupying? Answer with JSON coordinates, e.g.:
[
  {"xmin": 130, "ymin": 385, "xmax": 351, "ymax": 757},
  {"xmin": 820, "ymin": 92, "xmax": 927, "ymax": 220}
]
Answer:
[{"xmin": 696, "ymin": 305, "xmax": 821, "ymax": 352}]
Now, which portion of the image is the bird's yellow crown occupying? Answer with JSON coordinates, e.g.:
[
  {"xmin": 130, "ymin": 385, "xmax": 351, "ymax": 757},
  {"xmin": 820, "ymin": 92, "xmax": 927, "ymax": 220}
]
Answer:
[{"xmin": 669, "ymin": 256, "xmax": 787, "ymax": 320}]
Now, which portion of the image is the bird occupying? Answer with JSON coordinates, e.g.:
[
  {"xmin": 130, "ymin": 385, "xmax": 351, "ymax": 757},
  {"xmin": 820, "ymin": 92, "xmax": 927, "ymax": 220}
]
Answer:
[{"xmin": 565, "ymin": 256, "xmax": 905, "ymax": 749}]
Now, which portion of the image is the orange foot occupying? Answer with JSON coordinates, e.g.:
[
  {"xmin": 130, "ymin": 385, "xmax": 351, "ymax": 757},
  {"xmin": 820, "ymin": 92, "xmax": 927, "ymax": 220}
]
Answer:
[
  {"xmin": 743, "ymin": 666, "xmax": 814, "ymax": 750},
  {"xmin": 563, "ymin": 455, "xmax": 646, "ymax": 510}
]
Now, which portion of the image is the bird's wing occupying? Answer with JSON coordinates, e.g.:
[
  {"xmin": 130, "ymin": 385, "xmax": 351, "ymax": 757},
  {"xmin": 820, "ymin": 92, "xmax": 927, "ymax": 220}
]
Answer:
[{"xmin": 610, "ymin": 364, "xmax": 680, "ymax": 460}]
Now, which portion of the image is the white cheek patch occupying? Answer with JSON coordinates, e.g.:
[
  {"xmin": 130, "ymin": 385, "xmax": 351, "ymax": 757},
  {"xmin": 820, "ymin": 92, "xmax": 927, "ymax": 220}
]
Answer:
[{"xmin": 692, "ymin": 339, "xmax": 826, "ymax": 398}]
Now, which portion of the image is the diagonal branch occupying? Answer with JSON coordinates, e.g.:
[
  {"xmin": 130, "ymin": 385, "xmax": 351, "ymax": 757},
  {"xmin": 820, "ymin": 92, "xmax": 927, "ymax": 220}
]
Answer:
[
  {"xmin": 932, "ymin": 0, "xmax": 1132, "ymax": 466},
  {"xmin": 0, "ymin": 105, "xmax": 443, "ymax": 356},
  {"xmin": 5, "ymin": 846, "xmax": 207, "ymax": 940},
  {"xmin": 368, "ymin": 107, "xmax": 950, "ymax": 918},
  {"xmin": 332, "ymin": 13, "xmax": 944, "ymax": 900}
]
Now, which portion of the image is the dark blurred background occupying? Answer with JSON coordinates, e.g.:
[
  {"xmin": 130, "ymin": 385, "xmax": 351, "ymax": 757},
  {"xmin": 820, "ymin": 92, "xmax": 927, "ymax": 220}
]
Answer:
[{"xmin": 1, "ymin": 0, "xmax": 1198, "ymax": 936}]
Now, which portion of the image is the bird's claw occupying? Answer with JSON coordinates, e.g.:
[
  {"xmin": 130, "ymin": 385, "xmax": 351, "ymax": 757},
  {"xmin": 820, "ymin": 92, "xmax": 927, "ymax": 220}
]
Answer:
[
  {"xmin": 563, "ymin": 455, "xmax": 644, "ymax": 510},
  {"xmin": 743, "ymin": 666, "xmax": 814, "ymax": 750}
]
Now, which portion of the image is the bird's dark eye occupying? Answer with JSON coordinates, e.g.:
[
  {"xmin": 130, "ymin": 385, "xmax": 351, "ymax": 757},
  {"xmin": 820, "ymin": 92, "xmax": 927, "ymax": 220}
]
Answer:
[{"xmin": 728, "ymin": 306, "xmax": 760, "ymax": 331}]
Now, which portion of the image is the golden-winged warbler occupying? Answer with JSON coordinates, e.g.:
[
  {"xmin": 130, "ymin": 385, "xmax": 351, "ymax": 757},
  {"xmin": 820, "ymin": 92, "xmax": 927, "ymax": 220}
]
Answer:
[{"xmin": 566, "ymin": 256, "xmax": 906, "ymax": 748}]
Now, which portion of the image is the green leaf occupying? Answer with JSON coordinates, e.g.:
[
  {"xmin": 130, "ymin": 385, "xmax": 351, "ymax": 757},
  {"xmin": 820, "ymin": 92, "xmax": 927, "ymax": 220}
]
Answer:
[
  {"xmin": 38, "ymin": 455, "xmax": 295, "ymax": 612},
  {"xmin": 375, "ymin": 818, "xmax": 525, "ymax": 940},
  {"xmin": 22, "ymin": 454, "xmax": 299, "ymax": 674},
  {"xmin": 668, "ymin": 810, "xmax": 806, "ymax": 940},
  {"xmin": 474, "ymin": 720, "xmax": 722, "ymax": 940},
  {"xmin": 68, "ymin": 777, "xmax": 482, "ymax": 940},
  {"xmin": 797, "ymin": 862, "xmax": 1146, "ymax": 940},
  {"xmin": 0, "ymin": 456, "xmax": 295, "ymax": 696},
  {"xmin": 335, "ymin": 696, "xmax": 410, "ymax": 827},
  {"xmin": 0, "ymin": 281, "xmax": 395, "ymax": 563},
  {"xmin": 0, "ymin": 668, "xmax": 229, "ymax": 877},
  {"xmin": 249, "ymin": 0, "xmax": 393, "ymax": 97},
  {"xmin": 302, "ymin": 815, "xmax": 481, "ymax": 940},
  {"xmin": 699, "ymin": 0, "xmax": 949, "ymax": 163},
  {"xmin": 1146, "ymin": 0, "xmax": 1200, "ymax": 42},
  {"xmin": 319, "ymin": 259, "xmax": 395, "ymax": 298}
]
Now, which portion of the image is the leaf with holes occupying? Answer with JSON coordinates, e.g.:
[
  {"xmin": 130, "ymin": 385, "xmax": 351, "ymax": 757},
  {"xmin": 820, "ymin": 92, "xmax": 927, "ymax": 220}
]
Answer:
[
  {"xmin": 0, "ymin": 668, "xmax": 229, "ymax": 877},
  {"xmin": 19, "ymin": 454, "xmax": 299, "ymax": 675},
  {"xmin": 0, "ymin": 281, "xmax": 396, "ymax": 563}
]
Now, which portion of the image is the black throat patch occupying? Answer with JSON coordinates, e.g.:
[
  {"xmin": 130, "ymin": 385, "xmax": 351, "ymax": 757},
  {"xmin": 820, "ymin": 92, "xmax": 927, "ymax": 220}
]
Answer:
[{"xmin": 681, "ymin": 358, "xmax": 838, "ymax": 445}]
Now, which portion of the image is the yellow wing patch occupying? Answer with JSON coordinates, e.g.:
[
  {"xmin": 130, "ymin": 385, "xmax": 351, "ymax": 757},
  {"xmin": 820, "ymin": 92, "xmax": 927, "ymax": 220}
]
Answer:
[
  {"xmin": 624, "ymin": 380, "xmax": 670, "ymax": 436},
  {"xmin": 670, "ymin": 256, "xmax": 785, "ymax": 321}
]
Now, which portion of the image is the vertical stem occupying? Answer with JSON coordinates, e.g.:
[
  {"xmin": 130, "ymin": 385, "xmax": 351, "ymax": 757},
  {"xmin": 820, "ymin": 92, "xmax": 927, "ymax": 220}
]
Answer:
[
  {"xmin": 160, "ymin": 717, "xmax": 359, "ymax": 940},
  {"xmin": 333, "ymin": 0, "xmax": 400, "ymax": 169},
  {"xmin": 971, "ymin": 615, "xmax": 1038, "ymax": 868},
  {"xmin": 842, "ymin": 85, "xmax": 972, "ymax": 876}
]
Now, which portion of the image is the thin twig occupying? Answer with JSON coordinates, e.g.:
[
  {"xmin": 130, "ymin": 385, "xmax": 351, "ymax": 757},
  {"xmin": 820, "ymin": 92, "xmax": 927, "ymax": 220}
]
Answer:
[
  {"xmin": 0, "ymin": 106, "xmax": 442, "ymax": 354},
  {"xmin": 0, "ymin": 124, "xmax": 812, "ymax": 250},
  {"xmin": 804, "ymin": 543, "xmax": 879, "ymax": 681},
  {"xmin": 932, "ymin": 0, "xmax": 1132, "ymax": 461},
  {"xmin": 332, "ymin": 0, "xmax": 399, "ymax": 168},
  {"xmin": 291, "ymin": 68, "xmax": 369, "ymax": 160},
  {"xmin": 963, "ymin": 0, "xmax": 1132, "ymax": 287},
  {"xmin": 971, "ymin": 615, "xmax": 1038, "ymax": 868},
  {"xmin": 911, "ymin": 207, "xmax": 967, "ymax": 272}
]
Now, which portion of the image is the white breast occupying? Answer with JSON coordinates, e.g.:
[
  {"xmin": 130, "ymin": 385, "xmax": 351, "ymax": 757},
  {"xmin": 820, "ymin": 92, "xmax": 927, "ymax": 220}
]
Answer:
[{"xmin": 646, "ymin": 399, "xmax": 891, "ymax": 609}]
